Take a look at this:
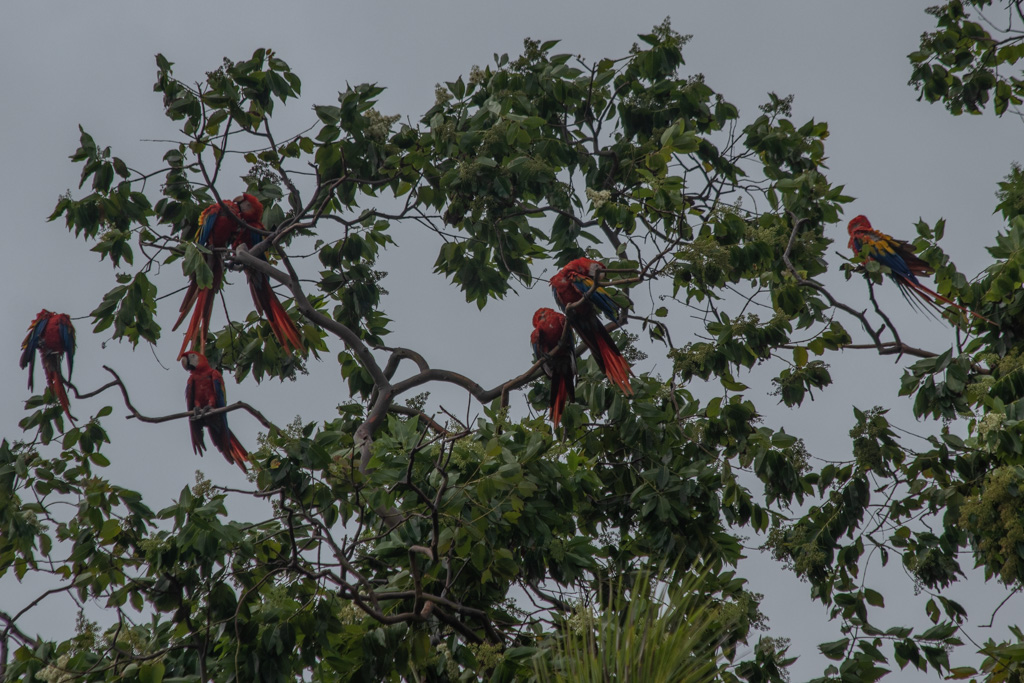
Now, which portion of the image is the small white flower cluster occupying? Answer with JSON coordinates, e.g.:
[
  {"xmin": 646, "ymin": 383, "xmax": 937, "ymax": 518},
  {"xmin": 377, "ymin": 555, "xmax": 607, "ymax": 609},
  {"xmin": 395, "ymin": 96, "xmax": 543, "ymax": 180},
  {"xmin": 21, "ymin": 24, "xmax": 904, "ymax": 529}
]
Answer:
[
  {"xmin": 436, "ymin": 642, "xmax": 460, "ymax": 679},
  {"xmin": 566, "ymin": 604, "xmax": 595, "ymax": 636},
  {"xmin": 337, "ymin": 601, "xmax": 362, "ymax": 625},
  {"xmin": 978, "ymin": 411, "xmax": 1005, "ymax": 441},
  {"xmin": 35, "ymin": 654, "xmax": 73, "ymax": 683},
  {"xmin": 469, "ymin": 65, "xmax": 486, "ymax": 86},
  {"xmin": 586, "ymin": 187, "xmax": 612, "ymax": 209},
  {"xmin": 364, "ymin": 108, "xmax": 400, "ymax": 143},
  {"xmin": 434, "ymin": 83, "xmax": 453, "ymax": 106}
]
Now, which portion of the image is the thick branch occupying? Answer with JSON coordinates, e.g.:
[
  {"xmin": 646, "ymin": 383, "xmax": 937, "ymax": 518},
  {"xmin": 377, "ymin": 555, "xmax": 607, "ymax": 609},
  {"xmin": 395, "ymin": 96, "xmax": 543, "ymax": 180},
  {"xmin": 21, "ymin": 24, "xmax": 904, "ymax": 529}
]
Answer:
[{"xmin": 230, "ymin": 249, "xmax": 389, "ymax": 389}]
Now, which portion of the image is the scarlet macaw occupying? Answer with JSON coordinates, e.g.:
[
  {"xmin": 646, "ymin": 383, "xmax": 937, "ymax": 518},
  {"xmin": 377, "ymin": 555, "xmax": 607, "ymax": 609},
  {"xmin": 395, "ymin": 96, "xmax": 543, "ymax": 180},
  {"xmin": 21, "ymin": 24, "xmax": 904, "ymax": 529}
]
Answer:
[
  {"xmin": 20, "ymin": 310, "xmax": 76, "ymax": 421},
  {"xmin": 234, "ymin": 193, "xmax": 304, "ymax": 354},
  {"xmin": 531, "ymin": 307, "xmax": 576, "ymax": 426},
  {"xmin": 847, "ymin": 215, "xmax": 992, "ymax": 324},
  {"xmin": 173, "ymin": 199, "xmax": 242, "ymax": 358},
  {"xmin": 181, "ymin": 351, "xmax": 248, "ymax": 471},
  {"xmin": 550, "ymin": 258, "xmax": 633, "ymax": 394}
]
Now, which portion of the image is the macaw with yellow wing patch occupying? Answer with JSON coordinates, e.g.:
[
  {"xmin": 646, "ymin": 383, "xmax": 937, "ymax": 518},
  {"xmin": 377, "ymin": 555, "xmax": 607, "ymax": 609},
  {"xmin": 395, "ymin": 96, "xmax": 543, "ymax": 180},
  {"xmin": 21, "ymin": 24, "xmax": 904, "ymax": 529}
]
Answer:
[
  {"xmin": 847, "ymin": 215, "xmax": 992, "ymax": 325},
  {"xmin": 174, "ymin": 199, "xmax": 242, "ymax": 358},
  {"xmin": 550, "ymin": 257, "xmax": 633, "ymax": 395}
]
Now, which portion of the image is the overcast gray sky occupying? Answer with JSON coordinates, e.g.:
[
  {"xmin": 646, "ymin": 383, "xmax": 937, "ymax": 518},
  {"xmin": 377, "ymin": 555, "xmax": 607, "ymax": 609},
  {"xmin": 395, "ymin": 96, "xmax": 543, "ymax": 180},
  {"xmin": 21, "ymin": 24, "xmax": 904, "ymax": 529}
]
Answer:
[{"xmin": 1, "ymin": 2, "xmax": 1019, "ymax": 679}]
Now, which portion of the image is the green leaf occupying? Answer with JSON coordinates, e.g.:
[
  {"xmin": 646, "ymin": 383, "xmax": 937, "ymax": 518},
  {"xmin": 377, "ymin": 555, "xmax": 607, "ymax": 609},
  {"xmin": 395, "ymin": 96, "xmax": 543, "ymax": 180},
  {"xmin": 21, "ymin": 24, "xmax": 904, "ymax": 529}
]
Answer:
[{"xmin": 819, "ymin": 638, "xmax": 849, "ymax": 660}]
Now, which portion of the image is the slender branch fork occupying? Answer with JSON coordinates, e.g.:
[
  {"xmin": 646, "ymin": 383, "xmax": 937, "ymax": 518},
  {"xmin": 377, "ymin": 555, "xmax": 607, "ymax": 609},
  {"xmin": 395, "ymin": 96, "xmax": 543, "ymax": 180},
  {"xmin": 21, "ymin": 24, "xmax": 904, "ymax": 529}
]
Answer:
[
  {"xmin": 780, "ymin": 212, "xmax": 952, "ymax": 362},
  {"xmin": 72, "ymin": 366, "xmax": 278, "ymax": 432},
  {"xmin": 0, "ymin": 608, "xmax": 40, "ymax": 679}
]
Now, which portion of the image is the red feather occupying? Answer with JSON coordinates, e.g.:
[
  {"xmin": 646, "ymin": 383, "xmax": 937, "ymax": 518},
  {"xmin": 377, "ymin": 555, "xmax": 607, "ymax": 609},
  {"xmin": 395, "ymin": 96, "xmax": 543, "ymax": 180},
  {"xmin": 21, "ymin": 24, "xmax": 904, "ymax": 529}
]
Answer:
[
  {"xmin": 531, "ymin": 308, "xmax": 576, "ymax": 426},
  {"xmin": 182, "ymin": 352, "xmax": 248, "ymax": 471},
  {"xmin": 234, "ymin": 194, "xmax": 304, "ymax": 355}
]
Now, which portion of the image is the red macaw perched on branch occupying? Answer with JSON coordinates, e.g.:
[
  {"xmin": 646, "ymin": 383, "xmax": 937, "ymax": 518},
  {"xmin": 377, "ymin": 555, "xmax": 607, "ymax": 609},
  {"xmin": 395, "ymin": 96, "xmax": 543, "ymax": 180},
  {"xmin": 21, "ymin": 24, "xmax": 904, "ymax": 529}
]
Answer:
[
  {"xmin": 531, "ymin": 308, "xmax": 576, "ymax": 426},
  {"xmin": 846, "ymin": 215, "xmax": 993, "ymax": 325},
  {"xmin": 173, "ymin": 199, "xmax": 242, "ymax": 358},
  {"xmin": 234, "ymin": 193, "xmax": 304, "ymax": 354},
  {"xmin": 181, "ymin": 351, "xmax": 248, "ymax": 471},
  {"xmin": 550, "ymin": 257, "xmax": 633, "ymax": 395},
  {"xmin": 20, "ymin": 310, "xmax": 76, "ymax": 422}
]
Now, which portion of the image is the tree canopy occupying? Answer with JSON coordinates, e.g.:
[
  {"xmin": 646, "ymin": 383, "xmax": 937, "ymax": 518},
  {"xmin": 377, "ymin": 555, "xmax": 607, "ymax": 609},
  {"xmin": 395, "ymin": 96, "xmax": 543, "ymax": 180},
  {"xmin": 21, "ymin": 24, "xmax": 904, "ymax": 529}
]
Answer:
[{"xmin": 4, "ymin": 4, "xmax": 1024, "ymax": 681}]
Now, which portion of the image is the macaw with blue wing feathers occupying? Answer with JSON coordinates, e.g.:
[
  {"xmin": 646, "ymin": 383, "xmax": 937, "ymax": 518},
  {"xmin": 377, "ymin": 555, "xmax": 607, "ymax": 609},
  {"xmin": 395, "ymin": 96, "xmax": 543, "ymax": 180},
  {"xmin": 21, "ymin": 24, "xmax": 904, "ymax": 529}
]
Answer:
[
  {"xmin": 174, "ymin": 199, "xmax": 242, "ymax": 358},
  {"xmin": 550, "ymin": 258, "xmax": 633, "ymax": 395},
  {"xmin": 847, "ymin": 215, "xmax": 992, "ymax": 325},
  {"xmin": 234, "ymin": 193, "xmax": 304, "ymax": 355},
  {"xmin": 181, "ymin": 351, "xmax": 248, "ymax": 471},
  {"xmin": 531, "ymin": 308, "xmax": 576, "ymax": 426},
  {"xmin": 20, "ymin": 310, "xmax": 76, "ymax": 422}
]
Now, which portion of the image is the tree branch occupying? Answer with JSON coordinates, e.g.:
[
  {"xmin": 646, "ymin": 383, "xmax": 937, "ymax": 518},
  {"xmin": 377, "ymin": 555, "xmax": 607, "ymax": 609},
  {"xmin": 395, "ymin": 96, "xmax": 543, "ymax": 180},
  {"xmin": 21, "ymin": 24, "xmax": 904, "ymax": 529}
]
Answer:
[{"xmin": 98, "ymin": 366, "xmax": 278, "ymax": 431}]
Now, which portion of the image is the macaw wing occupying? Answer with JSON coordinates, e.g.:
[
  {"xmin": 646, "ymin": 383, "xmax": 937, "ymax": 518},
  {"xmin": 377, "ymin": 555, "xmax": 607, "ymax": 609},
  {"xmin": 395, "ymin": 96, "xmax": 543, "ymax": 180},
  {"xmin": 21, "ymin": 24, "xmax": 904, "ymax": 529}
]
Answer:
[
  {"xmin": 569, "ymin": 275, "xmax": 619, "ymax": 320},
  {"xmin": 530, "ymin": 328, "xmax": 554, "ymax": 379},
  {"xmin": 550, "ymin": 284, "xmax": 567, "ymax": 312},
  {"xmin": 185, "ymin": 375, "xmax": 197, "ymax": 412},
  {"xmin": 211, "ymin": 370, "xmax": 228, "ymax": 409},
  {"xmin": 239, "ymin": 222, "xmax": 266, "ymax": 252},
  {"xmin": 195, "ymin": 206, "xmax": 219, "ymax": 246},
  {"xmin": 531, "ymin": 330, "xmax": 543, "ymax": 363},
  {"xmin": 58, "ymin": 316, "xmax": 76, "ymax": 379},
  {"xmin": 185, "ymin": 375, "xmax": 204, "ymax": 447},
  {"xmin": 889, "ymin": 241, "xmax": 933, "ymax": 277},
  {"xmin": 19, "ymin": 316, "xmax": 48, "ymax": 370},
  {"xmin": 852, "ymin": 233, "xmax": 920, "ymax": 283},
  {"xmin": 566, "ymin": 329, "xmax": 577, "ymax": 374}
]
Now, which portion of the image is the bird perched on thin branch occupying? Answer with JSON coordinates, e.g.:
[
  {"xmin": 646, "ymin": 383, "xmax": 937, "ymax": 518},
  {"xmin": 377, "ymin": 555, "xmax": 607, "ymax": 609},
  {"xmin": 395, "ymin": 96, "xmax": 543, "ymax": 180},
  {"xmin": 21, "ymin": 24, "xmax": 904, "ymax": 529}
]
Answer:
[
  {"xmin": 182, "ymin": 351, "xmax": 248, "ymax": 471},
  {"xmin": 550, "ymin": 257, "xmax": 633, "ymax": 394},
  {"xmin": 20, "ymin": 310, "xmax": 76, "ymax": 422},
  {"xmin": 531, "ymin": 307, "xmax": 576, "ymax": 426},
  {"xmin": 234, "ymin": 193, "xmax": 304, "ymax": 355},
  {"xmin": 174, "ymin": 199, "xmax": 243, "ymax": 358},
  {"xmin": 846, "ymin": 215, "xmax": 992, "ymax": 325}
]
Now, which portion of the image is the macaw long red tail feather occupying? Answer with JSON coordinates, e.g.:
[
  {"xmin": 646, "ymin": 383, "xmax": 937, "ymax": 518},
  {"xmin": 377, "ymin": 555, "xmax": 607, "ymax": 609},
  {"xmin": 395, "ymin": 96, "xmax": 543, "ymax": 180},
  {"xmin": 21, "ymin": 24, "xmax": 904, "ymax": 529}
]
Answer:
[
  {"xmin": 43, "ymin": 358, "xmax": 75, "ymax": 423},
  {"xmin": 249, "ymin": 275, "xmax": 303, "ymax": 354},
  {"xmin": 589, "ymin": 327, "xmax": 633, "ymax": 395},
  {"xmin": 899, "ymin": 277, "xmax": 994, "ymax": 325},
  {"xmin": 177, "ymin": 287, "xmax": 214, "ymax": 359},
  {"xmin": 210, "ymin": 426, "xmax": 249, "ymax": 471},
  {"xmin": 550, "ymin": 372, "xmax": 573, "ymax": 426},
  {"xmin": 226, "ymin": 433, "xmax": 249, "ymax": 471},
  {"xmin": 177, "ymin": 262, "xmax": 224, "ymax": 359},
  {"xmin": 892, "ymin": 280, "xmax": 943, "ymax": 322},
  {"xmin": 172, "ymin": 280, "xmax": 199, "ymax": 331}
]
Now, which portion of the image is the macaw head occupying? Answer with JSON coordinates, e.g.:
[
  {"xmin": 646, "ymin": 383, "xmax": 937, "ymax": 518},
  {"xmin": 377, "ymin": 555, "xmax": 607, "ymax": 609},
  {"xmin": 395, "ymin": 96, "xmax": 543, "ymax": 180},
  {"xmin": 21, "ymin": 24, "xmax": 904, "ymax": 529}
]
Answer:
[
  {"xmin": 847, "ymin": 215, "xmax": 872, "ymax": 235},
  {"xmin": 181, "ymin": 351, "xmax": 210, "ymax": 372},
  {"xmin": 533, "ymin": 307, "xmax": 556, "ymax": 328},
  {"xmin": 564, "ymin": 257, "xmax": 605, "ymax": 278},
  {"xmin": 234, "ymin": 193, "xmax": 264, "ymax": 224}
]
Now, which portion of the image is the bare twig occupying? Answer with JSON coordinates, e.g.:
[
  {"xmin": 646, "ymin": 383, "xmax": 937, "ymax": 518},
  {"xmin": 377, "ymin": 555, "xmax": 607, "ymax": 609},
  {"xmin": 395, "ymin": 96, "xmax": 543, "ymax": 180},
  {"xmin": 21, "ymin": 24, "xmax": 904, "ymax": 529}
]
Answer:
[{"xmin": 98, "ymin": 366, "xmax": 278, "ymax": 431}]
